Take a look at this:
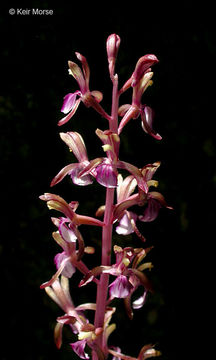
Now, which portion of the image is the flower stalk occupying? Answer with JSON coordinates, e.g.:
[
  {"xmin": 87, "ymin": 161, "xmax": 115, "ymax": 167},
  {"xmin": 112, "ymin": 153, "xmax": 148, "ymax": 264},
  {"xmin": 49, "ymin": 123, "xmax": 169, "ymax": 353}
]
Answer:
[
  {"xmin": 93, "ymin": 74, "xmax": 120, "ymax": 356},
  {"xmin": 40, "ymin": 33, "xmax": 171, "ymax": 360}
]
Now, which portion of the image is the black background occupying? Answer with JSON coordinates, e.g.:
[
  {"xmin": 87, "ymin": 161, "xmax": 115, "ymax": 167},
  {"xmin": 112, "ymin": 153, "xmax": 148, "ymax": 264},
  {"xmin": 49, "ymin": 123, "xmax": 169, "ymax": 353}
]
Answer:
[{"xmin": 1, "ymin": 1, "xmax": 214, "ymax": 359}]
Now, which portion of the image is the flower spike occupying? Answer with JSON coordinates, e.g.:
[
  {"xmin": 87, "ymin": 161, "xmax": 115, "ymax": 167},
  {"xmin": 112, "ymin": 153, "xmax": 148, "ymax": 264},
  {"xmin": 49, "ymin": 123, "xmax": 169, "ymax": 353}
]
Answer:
[{"xmin": 40, "ymin": 34, "xmax": 171, "ymax": 360}]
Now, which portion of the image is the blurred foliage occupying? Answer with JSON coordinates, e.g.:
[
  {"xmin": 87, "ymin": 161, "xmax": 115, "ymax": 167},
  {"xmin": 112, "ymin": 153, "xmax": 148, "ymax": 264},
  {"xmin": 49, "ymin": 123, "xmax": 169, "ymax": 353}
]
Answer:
[{"xmin": 1, "ymin": 1, "xmax": 215, "ymax": 359}]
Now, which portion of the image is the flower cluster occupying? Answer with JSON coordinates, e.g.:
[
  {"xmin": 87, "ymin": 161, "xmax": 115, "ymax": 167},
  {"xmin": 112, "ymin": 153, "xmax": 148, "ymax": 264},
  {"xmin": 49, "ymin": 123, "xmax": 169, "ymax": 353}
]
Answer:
[{"xmin": 40, "ymin": 34, "xmax": 171, "ymax": 360}]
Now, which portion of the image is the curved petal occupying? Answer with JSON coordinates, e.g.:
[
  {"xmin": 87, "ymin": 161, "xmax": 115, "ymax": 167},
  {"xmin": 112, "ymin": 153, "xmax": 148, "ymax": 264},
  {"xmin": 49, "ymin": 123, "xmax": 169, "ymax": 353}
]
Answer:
[
  {"xmin": 54, "ymin": 322, "xmax": 64, "ymax": 349},
  {"xmin": 138, "ymin": 345, "xmax": 161, "ymax": 360},
  {"xmin": 117, "ymin": 175, "xmax": 137, "ymax": 203},
  {"xmin": 68, "ymin": 61, "xmax": 86, "ymax": 93},
  {"xmin": 39, "ymin": 193, "xmax": 75, "ymax": 220},
  {"xmin": 118, "ymin": 106, "xmax": 139, "ymax": 135},
  {"xmin": 40, "ymin": 256, "xmax": 71, "ymax": 289},
  {"xmin": 79, "ymin": 266, "xmax": 109, "ymax": 287},
  {"xmin": 61, "ymin": 91, "xmax": 81, "ymax": 114},
  {"xmin": 75, "ymin": 52, "xmax": 90, "ymax": 89},
  {"xmin": 132, "ymin": 54, "xmax": 159, "ymax": 87},
  {"xmin": 117, "ymin": 160, "xmax": 148, "ymax": 193},
  {"xmin": 129, "ymin": 269, "xmax": 153, "ymax": 293},
  {"xmin": 108, "ymin": 348, "xmax": 136, "ymax": 360},
  {"xmin": 58, "ymin": 98, "xmax": 81, "ymax": 126},
  {"xmin": 78, "ymin": 158, "xmax": 103, "ymax": 178},
  {"xmin": 150, "ymin": 191, "xmax": 173, "ymax": 209},
  {"xmin": 139, "ymin": 198, "xmax": 161, "ymax": 222},
  {"xmin": 50, "ymin": 163, "xmax": 78, "ymax": 187},
  {"xmin": 132, "ymin": 290, "xmax": 147, "ymax": 309},
  {"xmin": 60, "ymin": 131, "xmax": 88, "ymax": 162},
  {"xmin": 141, "ymin": 106, "xmax": 162, "ymax": 140},
  {"xmin": 70, "ymin": 339, "xmax": 89, "ymax": 360},
  {"xmin": 118, "ymin": 104, "xmax": 131, "ymax": 117},
  {"xmin": 113, "ymin": 193, "xmax": 139, "ymax": 221}
]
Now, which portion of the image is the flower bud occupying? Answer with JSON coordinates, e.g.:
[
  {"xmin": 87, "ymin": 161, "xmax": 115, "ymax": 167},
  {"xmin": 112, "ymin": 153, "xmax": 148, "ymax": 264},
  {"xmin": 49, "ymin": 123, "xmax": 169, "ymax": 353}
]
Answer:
[{"xmin": 106, "ymin": 33, "xmax": 121, "ymax": 78}]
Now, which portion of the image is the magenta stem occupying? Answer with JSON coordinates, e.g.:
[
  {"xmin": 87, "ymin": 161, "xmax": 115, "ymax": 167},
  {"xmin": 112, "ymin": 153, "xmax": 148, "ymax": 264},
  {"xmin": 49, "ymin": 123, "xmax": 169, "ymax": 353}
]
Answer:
[{"xmin": 93, "ymin": 76, "xmax": 119, "ymax": 359}]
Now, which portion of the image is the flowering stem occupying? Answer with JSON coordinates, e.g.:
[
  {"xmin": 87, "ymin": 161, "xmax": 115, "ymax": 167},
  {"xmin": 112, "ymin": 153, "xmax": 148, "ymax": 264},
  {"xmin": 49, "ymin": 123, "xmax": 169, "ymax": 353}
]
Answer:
[{"xmin": 93, "ymin": 76, "xmax": 119, "ymax": 359}]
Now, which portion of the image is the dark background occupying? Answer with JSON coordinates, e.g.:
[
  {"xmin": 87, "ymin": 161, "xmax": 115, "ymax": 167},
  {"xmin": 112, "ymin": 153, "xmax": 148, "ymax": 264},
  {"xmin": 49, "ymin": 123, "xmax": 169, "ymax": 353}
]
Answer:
[{"xmin": 1, "ymin": 1, "xmax": 214, "ymax": 359}]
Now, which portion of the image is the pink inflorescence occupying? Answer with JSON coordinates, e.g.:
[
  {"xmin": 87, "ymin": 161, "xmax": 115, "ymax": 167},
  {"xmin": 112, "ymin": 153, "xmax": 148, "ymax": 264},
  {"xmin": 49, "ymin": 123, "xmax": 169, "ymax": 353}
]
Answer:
[{"xmin": 40, "ymin": 33, "xmax": 172, "ymax": 360}]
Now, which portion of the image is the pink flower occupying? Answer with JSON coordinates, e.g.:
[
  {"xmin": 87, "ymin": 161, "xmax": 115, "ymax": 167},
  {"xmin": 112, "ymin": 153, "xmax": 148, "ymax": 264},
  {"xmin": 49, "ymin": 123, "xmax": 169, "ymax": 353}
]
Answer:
[
  {"xmin": 118, "ymin": 55, "xmax": 161, "ymax": 139},
  {"xmin": 114, "ymin": 162, "xmax": 172, "ymax": 239},
  {"xmin": 79, "ymin": 245, "xmax": 153, "ymax": 311},
  {"xmin": 51, "ymin": 132, "xmax": 94, "ymax": 187},
  {"xmin": 58, "ymin": 52, "xmax": 108, "ymax": 126},
  {"xmin": 39, "ymin": 193, "xmax": 104, "ymax": 288}
]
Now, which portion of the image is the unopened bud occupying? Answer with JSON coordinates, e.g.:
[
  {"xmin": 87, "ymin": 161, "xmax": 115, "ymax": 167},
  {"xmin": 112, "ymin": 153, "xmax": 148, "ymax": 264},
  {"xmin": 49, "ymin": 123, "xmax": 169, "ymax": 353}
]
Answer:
[{"xmin": 106, "ymin": 33, "xmax": 121, "ymax": 78}]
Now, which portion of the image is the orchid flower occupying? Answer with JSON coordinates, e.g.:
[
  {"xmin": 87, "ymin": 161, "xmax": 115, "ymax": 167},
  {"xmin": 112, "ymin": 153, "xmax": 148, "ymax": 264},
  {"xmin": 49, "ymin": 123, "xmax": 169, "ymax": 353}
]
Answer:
[
  {"xmin": 51, "ymin": 132, "xmax": 94, "ymax": 187},
  {"xmin": 58, "ymin": 52, "xmax": 110, "ymax": 126},
  {"xmin": 108, "ymin": 344, "xmax": 161, "ymax": 360},
  {"xmin": 114, "ymin": 162, "xmax": 172, "ymax": 239},
  {"xmin": 39, "ymin": 193, "xmax": 104, "ymax": 231},
  {"xmin": 39, "ymin": 194, "xmax": 103, "ymax": 288},
  {"xmin": 79, "ymin": 245, "xmax": 153, "ymax": 318},
  {"xmin": 117, "ymin": 55, "xmax": 161, "ymax": 139},
  {"xmin": 74, "ymin": 129, "xmax": 150, "ymax": 190},
  {"xmin": 55, "ymin": 300, "xmax": 116, "ymax": 360}
]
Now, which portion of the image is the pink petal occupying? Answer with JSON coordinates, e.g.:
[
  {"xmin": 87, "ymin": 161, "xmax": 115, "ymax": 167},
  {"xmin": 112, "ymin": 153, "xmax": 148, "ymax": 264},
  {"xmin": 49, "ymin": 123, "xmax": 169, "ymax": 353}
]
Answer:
[
  {"xmin": 54, "ymin": 252, "xmax": 76, "ymax": 278},
  {"xmin": 59, "ymin": 220, "xmax": 77, "ymax": 242},
  {"xmin": 70, "ymin": 340, "xmax": 89, "ymax": 360},
  {"xmin": 116, "ymin": 212, "xmax": 137, "ymax": 235},
  {"xmin": 139, "ymin": 198, "xmax": 161, "ymax": 222},
  {"xmin": 61, "ymin": 92, "xmax": 80, "ymax": 114},
  {"xmin": 109, "ymin": 275, "xmax": 133, "ymax": 299},
  {"xmin": 69, "ymin": 164, "xmax": 93, "ymax": 186},
  {"xmin": 50, "ymin": 163, "xmax": 78, "ymax": 187},
  {"xmin": 60, "ymin": 132, "xmax": 88, "ymax": 162},
  {"xmin": 132, "ymin": 290, "xmax": 148, "ymax": 309},
  {"xmin": 58, "ymin": 98, "xmax": 81, "ymax": 126},
  {"xmin": 68, "ymin": 61, "xmax": 87, "ymax": 93},
  {"xmin": 96, "ymin": 162, "xmax": 117, "ymax": 188},
  {"xmin": 118, "ymin": 104, "xmax": 131, "ymax": 117}
]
